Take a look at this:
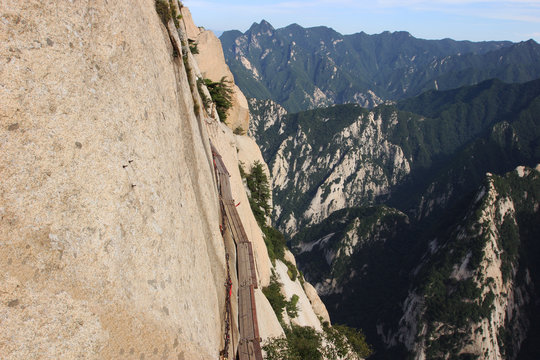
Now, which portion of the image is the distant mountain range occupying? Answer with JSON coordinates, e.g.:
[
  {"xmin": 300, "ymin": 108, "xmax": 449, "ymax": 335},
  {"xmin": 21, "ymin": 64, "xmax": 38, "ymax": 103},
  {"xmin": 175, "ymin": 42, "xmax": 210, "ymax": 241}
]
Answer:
[
  {"xmin": 220, "ymin": 21, "xmax": 540, "ymax": 112},
  {"xmin": 248, "ymin": 78, "xmax": 540, "ymax": 359}
]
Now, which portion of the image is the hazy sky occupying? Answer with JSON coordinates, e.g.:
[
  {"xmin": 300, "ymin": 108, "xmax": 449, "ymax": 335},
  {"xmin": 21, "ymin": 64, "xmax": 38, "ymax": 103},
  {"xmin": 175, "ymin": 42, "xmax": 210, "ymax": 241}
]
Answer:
[{"xmin": 184, "ymin": 0, "xmax": 540, "ymax": 42}]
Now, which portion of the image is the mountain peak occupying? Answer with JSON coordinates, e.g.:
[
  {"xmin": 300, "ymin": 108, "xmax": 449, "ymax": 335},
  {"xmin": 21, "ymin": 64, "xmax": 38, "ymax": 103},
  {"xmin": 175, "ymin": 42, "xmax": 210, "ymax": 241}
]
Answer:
[
  {"xmin": 260, "ymin": 19, "xmax": 273, "ymax": 27},
  {"xmin": 248, "ymin": 20, "xmax": 275, "ymax": 34},
  {"xmin": 379, "ymin": 30, "xmax": 412, "ymax": 38},
  {"xmin": 524, "ymin": 38, "xmax": 539, "ymax": 46}
]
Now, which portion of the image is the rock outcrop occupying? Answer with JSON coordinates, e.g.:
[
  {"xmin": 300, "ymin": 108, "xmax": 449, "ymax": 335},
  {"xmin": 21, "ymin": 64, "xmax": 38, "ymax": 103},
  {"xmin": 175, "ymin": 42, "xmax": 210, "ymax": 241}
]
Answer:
[
  {"xmin": 248, "ymin": 101, "xmax": 411, "ymax": 236},
  {"xmin": 181, "ymin": 7, "xmax": 250, "ymax": 133},
  {"xmin": 1, "ymin": 1, "xmax": 330, "ymax": 359},
  {"xmin": 393, "ymin": 166, "xmax": 540, "ymax": 359}
]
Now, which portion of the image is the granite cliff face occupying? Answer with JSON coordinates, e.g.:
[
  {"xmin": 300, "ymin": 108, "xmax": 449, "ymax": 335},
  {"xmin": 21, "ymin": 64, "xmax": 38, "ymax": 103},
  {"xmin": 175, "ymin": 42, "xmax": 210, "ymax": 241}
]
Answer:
[
  {"xmin": 249, "ymin": 100, "xmax": 412, "ymax": 236},
  {"xmin": 182, "ymin": 7, "xmax": 250, "ymax": 134},
  {"xmin": 1, "ymin": 1, "xmax": 226, "ymax": 358},
  {"xmin": 0, "ymin": 1, "xmax": 329, "ymax": 359}
]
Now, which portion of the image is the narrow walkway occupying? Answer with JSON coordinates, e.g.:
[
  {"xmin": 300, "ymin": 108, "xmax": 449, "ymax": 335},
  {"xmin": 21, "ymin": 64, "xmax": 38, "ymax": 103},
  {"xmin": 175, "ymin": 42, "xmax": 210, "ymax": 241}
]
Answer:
[{"xmin": 212, "ymin": 144, "xmax": 264, "ymax": 360}]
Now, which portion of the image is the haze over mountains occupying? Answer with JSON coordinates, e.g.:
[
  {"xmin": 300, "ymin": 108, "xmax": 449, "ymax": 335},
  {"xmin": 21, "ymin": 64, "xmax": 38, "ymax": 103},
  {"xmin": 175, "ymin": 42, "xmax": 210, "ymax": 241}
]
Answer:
[
  {"xmin": 220, "ymin": 21, "xmax": 540, "ymax": 112},
  {"xmin": 221, "ymin": 20, "xmax": 540, "ymax": 359}
]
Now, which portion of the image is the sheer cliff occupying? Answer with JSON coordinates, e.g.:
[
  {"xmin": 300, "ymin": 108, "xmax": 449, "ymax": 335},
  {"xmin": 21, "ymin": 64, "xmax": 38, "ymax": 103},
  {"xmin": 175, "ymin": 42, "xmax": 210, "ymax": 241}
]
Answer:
[{"xmin": 0, "ymin": 2, "xmax": 331, "ymax": 359}]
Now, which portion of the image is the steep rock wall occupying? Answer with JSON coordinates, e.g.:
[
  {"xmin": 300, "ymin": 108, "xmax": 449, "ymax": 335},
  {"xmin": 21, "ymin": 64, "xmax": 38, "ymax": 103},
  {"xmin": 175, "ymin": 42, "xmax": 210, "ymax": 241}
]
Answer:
[
  {"xmin": 1, "ymin": 1, "xmax": 226, "ymax": 358},
  {"xmin": 182, "ymin": 7, "xmax": 250, "ymax": 133},
  {"xmin": 1, "ymin": 2, "xmax": 333, "ymax": 359},
  {"xmin": 181, "ymin": 6, "xmax": 333, "ymax": 344},
  {"xmin": 248, "ymin": 101, "xmax": 411, "ymax": 236}
]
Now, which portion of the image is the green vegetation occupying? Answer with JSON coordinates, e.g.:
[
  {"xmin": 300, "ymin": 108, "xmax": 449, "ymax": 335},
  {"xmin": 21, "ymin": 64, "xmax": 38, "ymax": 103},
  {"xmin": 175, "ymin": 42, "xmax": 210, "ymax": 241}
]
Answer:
[
  {"xmin": 498, "ymin": 324, "xmax": 515, "ymax": 358},
  {"xmin": 202, "ymin": 77, "xmax": 233, "ymax": 122},
  {"xmin": 155, "ymin": 0, "xmax": 171, "ymax": 26},
  {"xmin": 169, "ymin": 0, "xmax": 180, "ymax": 28},
  {"xmin": 195, "ymin": 76, "xmax": 234, "ymax": 121},
  {"xmin": 424, "ymin": 276, "xmax": 493, "ymax": 328},
  {"xmin": 262, "ymin": 337, "xmax": 290, "ymax": 360},
  {"xmin": 283, "ymin": 259, "xmax": 298, "ymax": 281},
  {"xmin": 264, "ymin": 325, "xmax": 322, "ymax": 360},
  {"xmin": 297, "ymin": 270, "xmax": 305, "ymax": 288},
  {"xmin": 262, "ymin": 271, "xmax": 287, "ymax": 323},
  {"xmin": 284, "ymin": 325, "xmax": 323, "ymax": 360},
  {"xmin": 327, "ymin": 324, "xmax": 373, "ymax": 358},
  {"xmin": 188, "ymin": 39, "xmax": 199, "ymax": 54},
  {"xmin": 419, "ymin": 216, "xmax": 492, "ymax": 355},
  {"xmin": 417, "ymin": 168, "xmax": 540, "ymax": 357},
  {"xmin": 499, "ymin": 214, "xmax": 520, "ymax": 282},
  {"xmin": 241, "ymin": 161, "xmax": 288, "ymax": 265},
  {"xmin": 285, "ymin": 294, "xmax": 299, "ymax": 318},
  {"xmin": 196, "ymin": 78, "xmax": 211, "ymax": 109},
  {"xmin": 292, "ymin": 206, "xmax": 408, "ymax": 287},
  {"xmin": 263, "ymin": 323, "xmax": 372, "ymax": 360},
  {"xmin": 245, "ymin": 161, "xmax": 271, "ymax": 222},
  {"xmin": 261, "ymin": 271, "xmax": 300, "ymax": 323},
  {"xmin": 262, "ymin": 225, "xmax": 286, "ymax": 265},
  {"xmin": 155, "ymin": 0, "xmax": 181, "ymax": 28},
  {"xmin": 291, "ymin": 205, "xmax": 410, "ymax": 357},
  {"xmin": 233, "ymin": 126, "xmax": 245, "ymax": 135}
]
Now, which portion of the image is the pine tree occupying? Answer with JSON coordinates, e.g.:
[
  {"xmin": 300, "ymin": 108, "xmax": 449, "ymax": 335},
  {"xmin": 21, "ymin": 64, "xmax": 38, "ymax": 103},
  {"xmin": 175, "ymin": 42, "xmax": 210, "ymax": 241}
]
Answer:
[{"xmin": 246, "ymin": 161, "xmax": 271, "ymax": 222}]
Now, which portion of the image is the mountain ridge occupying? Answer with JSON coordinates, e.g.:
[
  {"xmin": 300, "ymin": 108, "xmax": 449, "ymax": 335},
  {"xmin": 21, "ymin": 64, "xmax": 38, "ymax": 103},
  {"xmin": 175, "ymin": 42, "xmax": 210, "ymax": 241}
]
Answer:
[
  {"xmin": 293, "ymin": 165, "xmax": 540, "ymax": 359},
  {"xmin": 221, "ymin": 21, "xmax": 540, "ymax": 112}
]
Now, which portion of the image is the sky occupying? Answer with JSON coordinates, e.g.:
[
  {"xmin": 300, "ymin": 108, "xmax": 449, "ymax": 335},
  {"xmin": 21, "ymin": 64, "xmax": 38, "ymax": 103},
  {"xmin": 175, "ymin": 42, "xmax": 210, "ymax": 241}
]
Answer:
[{"xmin": 184, "ymin": 0, "xmax": 540, "ymax": 42}]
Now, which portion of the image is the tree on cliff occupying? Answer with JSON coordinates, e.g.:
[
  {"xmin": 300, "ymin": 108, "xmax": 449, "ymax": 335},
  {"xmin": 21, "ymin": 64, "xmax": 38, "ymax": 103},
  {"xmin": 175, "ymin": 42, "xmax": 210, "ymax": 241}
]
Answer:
[
  {"xmin": 204, "ymin": 76, "xmax": 233, "ymax": 122},
  {"xmin": 246, "ymin": 160, "xmax": 272, "ymax": 224}
]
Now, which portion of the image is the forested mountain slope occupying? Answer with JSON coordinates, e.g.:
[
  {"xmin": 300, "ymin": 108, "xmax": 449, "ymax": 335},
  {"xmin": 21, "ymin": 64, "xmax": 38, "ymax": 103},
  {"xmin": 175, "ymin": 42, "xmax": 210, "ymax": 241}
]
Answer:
[
  {"xmin": 293, "ymin": 166, "xmax": 540, "ymax": 360},
  {"xmin": 249, "ymin": 78, "xmax": 540, "ymax": 358},
  {"xmin": 221, "ymin": 21, "xmax": 540, "ymax": 112},
  {"xmin": 249, "ymin": 79, "xmax": 540, "ymax": 236}
]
